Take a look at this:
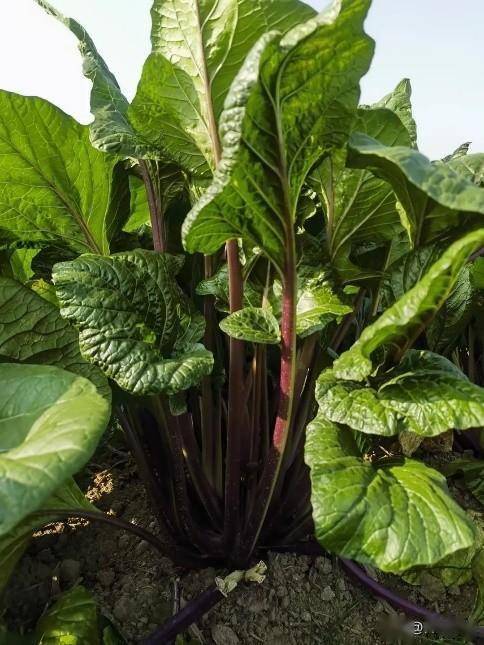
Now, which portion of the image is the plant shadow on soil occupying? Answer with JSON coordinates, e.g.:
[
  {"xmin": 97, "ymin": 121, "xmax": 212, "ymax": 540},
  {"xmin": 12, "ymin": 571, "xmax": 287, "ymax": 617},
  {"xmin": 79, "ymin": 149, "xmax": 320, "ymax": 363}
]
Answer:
[{"xmin": 3, "ymin": 446, "xmax": 481, "ymax": 645}]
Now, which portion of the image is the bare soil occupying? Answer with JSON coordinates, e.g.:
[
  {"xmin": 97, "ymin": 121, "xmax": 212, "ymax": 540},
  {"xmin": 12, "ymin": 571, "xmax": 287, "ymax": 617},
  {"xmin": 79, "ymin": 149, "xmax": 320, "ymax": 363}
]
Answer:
[{"xmin": 3, "ymin": 448, "xmax": 481, "ymax": 644}]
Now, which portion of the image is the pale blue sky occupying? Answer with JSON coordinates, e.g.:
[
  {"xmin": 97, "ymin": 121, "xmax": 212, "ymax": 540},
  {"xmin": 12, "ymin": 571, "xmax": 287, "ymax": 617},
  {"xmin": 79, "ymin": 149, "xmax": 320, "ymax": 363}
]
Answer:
[{"xmin": 0, "ymin": 0, "xmax": 482, "ymax": 159}]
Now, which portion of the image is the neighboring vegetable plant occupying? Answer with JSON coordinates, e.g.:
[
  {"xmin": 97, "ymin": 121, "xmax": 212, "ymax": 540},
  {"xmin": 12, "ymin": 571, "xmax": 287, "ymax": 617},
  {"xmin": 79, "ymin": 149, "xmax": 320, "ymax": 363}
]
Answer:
[{"xmin": 1, "ymin": 0, "xmax": 484, "ymax": 639}]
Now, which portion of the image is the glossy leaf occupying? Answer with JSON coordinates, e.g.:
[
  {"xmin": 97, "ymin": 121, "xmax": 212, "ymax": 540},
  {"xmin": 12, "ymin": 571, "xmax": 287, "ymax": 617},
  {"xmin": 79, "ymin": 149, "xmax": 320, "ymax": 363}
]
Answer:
[
  {"xmin": 0, "ymin": 277, "xmax": 110, "ymax": 399},
  {"xmin": 0, "ymin": 90, "xmax": 126, "ymax": 254},
  {"xmin": 0, "ymin": 363, "xmax": 110, "ymax": 536},
  {"xmin": 333, "ymin": 229, "xmax": 484, "ymax": 381},
  {"xmin": 0, "ymin": 479, "xmax": 95, "ymax": 594},
  {"xmin": 348, "ymin": 133, "xmax": 484, "ymax": 245},
  {"xmin": 372, "ymin": 78, "xmax": 418, "ymax": 147},
  {"xmin": 36, "ymin": 586, "xmax": 99, "ymax": 645},
  {"xmin": 220, "ymin": 307, "xmax": 280, "ymax": 344},
  {"xmin": 318, "ymin": 351, "xmax": 484, "ymax": 437},
  {"xmin": 53, "ymin": 250, "xmax": 213, "ymax": 395},
  {"xmin": 305, "ymin": 414, "xmax": 476, "ymax": 573},
  {"xmin": 183, "ymin": 0, "xmax": 374, "ymax": 269},
  {"xmin": 130, "ymin": 0, "xmax": 316, "ymax": 177}
]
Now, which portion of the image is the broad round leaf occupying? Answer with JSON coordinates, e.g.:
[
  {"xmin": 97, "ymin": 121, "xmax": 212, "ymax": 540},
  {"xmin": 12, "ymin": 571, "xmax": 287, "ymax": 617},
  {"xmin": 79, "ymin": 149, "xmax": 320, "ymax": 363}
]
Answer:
[
  {"xmin": 305, "ymin": 415, "xmax": 476, "ymax": 573},
  {"xmin": 0, "ymin": 364, "xmax": 110, "ymax": 536}
]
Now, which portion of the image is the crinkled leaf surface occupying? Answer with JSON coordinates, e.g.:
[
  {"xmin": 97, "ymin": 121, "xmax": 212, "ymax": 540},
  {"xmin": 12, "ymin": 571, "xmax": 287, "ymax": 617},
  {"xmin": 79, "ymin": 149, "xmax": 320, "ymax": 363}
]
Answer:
[
  {"xmin": 130, "ymin": 0, "xmax": 316, "ymax": 177},
  {"xmin": 36, "ymin": 586, "xmax": 99, "ymax": 645},
  {"xmin": 220, "ymin": 307, "xmax": 280, "ymax": 344},
  {"xmin": 53, "ymin": 250, "xmax": 213, "ymax": 395},
  {"xmin": 183, "ymin": 0, "xmax": 374, "ymax": 269},
  {"xmin": 295, "ymin": 267, "xmax": 352, "ymax": 337},
  {"xmin": 305, "ymin": 414, "xmax": 476, "ymax": 573},
  {"xmin": 0, "ymin": 277, "xmax": 110, "ymax": 399},
  {"xmin": 333, "ymin": 229, "xmax": 484, "ymax": 381},
  {"xmin": 318, "ymin": 350, "xmax": 484, "ymax": 437},
  {"xmin": 0, "ymin": 479, "xmax": 95, "ymax": 594},
  {"xmin": 0, "ymin": 90, "xmax": 126, "ymax": 254},
  {"xmin": 0, "ymin": 363, "xmax": 110, "ymax": 536},
  {"xmin": 348, "ymin": 133, "xmax": 484, "ymax": 245},
  {"xmin": 196, "ymin": 264, "xmax": 262, "ymax": 312}
]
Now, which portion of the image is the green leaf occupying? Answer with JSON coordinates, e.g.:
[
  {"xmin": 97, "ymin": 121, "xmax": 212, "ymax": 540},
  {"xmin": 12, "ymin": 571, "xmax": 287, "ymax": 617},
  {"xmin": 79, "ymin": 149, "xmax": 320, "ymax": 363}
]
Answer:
[
  {"xmin": 442, "ymin": 141, "xmax": 471, "ymax": 163},
  {"xmin": 183, "ymin": 0, "xmax": 374, "ymax": 269},
  {"xmin": 305, "ymin": 414, "xmax": 476, "ymax": 573},
  {"xmin": 0, "ymin": 479, "xmax": 95, "ymax": 594},
  {"xmin": 36, "ymin": 586, "xmax": 100, "ymax": 645},
  {"xmin": 130, "ymin": 0, "xmax": 316, "ymax": 177},
  {"xmin": 0, "ymin": 90, "xmax": 127, "ymax": 254},
  {"xmin": 447, "ymin": 153, "xmax": 484, "ymax": 186},
  {"xmin": 295, "ymin": 267, "xmax": 352, "ymax": 337},
  {"xmin": 220, "ymin": 307, "xmax": 280, "ymax": 344},
  {"xmin": 196, "ymin": 264, "xmax": 263, "ymax": 312},
  {"xmin": 443, "ymin": 459, "xmax": 484, "ymax": 506},
  {"xmin": 0, "ymin": 277, "xmax": 110, "ymax": 400},
  {"xmin": 0, "ymin": 363, "xmax": 110, "ymax": 536},
  {"xmin": 318, "ymin": 350, "xmax": 484, "ymax": 437},
  {"xmin": 35, "ymin": 0, "xmax": 158, "ymax": 159},
  {"xmin": 348, "ymin": 133, "xmax": 484, "ymax": 246},
  {"xmin": 333, "ymin": 229, "xmax": 484, "ymax": 381},
  {"xmin": 53, "ymin": 250, "xmax": 213, "ymax": 395},
  {"xmin": 372, "ymin": 78, "xmax": 418, "ymax": 147}
]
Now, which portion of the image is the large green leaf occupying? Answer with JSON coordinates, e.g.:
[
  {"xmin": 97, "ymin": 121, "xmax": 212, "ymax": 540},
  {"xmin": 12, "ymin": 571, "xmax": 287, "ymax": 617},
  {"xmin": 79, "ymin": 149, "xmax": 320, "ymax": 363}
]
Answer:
[
  {"xmin": 53, "ymin": 250, "xmax": 213, "ymax": 395},
  {"xmin": 0, "ymin": 479, "xmax": 95, "ymax": 594},
  {"xmin": 183, "ymin": 0, "xmax": 374, "ymax": 269},
  {"xmin": 0, "ymin": 277, "xmax": 110, "ymax": 399},
  {"xmin": 0, "ymin": 363, "xmax": 110, "ymax": 536},
  {"xmin": 348, "ymin": 133, "xmax": 484, "ymax": 246},
  {"xmin": 295, "ymin": 270, "xmax": 352, "ymax": 337},
  {"xmin": 305, "ymin": 414, "xmax": 476, "ymax": 573},
  {"xmin": 318, "ymin": 350, "xmax": 484, "ymax": 437},
  {"xmin": 36, "ymin": 586, "xmax": 100, "ymax": 645},
  {"xmin": 333, "ymin": 229, "xmax": 484, "ymax": 381},
  {"xmin": 313, "ymin": 80, "xmax": 415, "ymax": 279},
  {"xmin": 220, "ymin": 307, "xmax": 280, "ymax": 344},
  {"xmin": 0, "ymin": 91, "xmax": 127, "ymax": 254},
  {"xmin": 130, "ymin": 0, "xmax": 316, "ymax": 177}
]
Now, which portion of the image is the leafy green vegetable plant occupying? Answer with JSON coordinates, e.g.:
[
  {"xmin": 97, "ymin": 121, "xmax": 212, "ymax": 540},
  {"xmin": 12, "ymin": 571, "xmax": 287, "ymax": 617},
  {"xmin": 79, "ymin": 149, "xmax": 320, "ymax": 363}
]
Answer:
[{"xmin": 1, "ymin": 0, "xmax": 484, "ymax": 638}]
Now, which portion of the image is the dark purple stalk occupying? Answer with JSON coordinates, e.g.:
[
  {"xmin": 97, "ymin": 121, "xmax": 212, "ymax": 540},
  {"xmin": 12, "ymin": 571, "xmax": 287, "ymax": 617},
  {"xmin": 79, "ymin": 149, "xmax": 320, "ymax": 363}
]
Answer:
[
  {"xmin": 139, "ymin": 584, "xmax": 224, "ymax": 645},
  {"xmin": 139, "ymin": 160, "xmax": 165, "ymax": 253},
  {"xmin": 224, "ymin": 238, "xmax": 245, "ymax": 560}
]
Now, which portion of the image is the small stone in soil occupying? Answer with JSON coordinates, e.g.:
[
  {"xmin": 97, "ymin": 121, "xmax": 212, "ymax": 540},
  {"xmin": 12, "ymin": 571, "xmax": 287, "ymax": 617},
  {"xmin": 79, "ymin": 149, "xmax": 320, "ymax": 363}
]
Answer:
[
  {"xmin": 212, "ymin": 624, "xmax": 240, "ymax": 645},
  {"xmin": 321, "ymin": 585, "xmax": 336, "ymax": 601}
]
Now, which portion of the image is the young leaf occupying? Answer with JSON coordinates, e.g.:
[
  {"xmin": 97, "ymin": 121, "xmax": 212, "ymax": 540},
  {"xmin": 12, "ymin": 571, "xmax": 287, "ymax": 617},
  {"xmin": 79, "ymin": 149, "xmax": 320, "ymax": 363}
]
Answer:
[
  {"xmin": 348, "ymin": 133, "xmax": 484, "ymax": 245},
  {"xmin": 0, "ymin": 277, "xmax": 110, "ymax": 399},
  {"xmin": 220, "ymin": 307, "xmax": 280, "ymax": 344},
  {"xmin": 443, "ymin": 459, "xmax": 484, "ymax": 506},
  {"xmin": 0, "ymin": 363, "xmax": 110, "ymax": 536},
  {"xmin": 183, "ymin": 0, "xmax": 374, "ymax": 269},
  {"xmin": 53, "ymin": 250, "xmax": 213, "ymax": 395},
  {"xmin": 333, "ymin": 229, "xmax": 484, "ymax": 381},
  {"xmin": 36, "ymin": 586, "xmax": 100, "ymax": 645},
  {"xmin": 318, "ymin": 351, "xmax": 484, "ymax": 437},
  {"xmin": 305, "ymin": 414, "xmax": 476, "ymax": 573},
  {"xmin": 0, "ymin": 479, "xmax": 95, "ymax": 594},
  {"xmin": 0, "ymin": 91, "xmax": 127, "ymax": 254}
]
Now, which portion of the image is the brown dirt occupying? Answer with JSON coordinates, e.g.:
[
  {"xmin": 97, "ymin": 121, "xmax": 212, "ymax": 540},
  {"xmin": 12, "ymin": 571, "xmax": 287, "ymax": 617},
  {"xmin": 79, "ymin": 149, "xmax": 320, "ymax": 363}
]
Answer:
[{"xmin": 3, "ymin": 449, "xmax": 480, "ymax": 645}]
